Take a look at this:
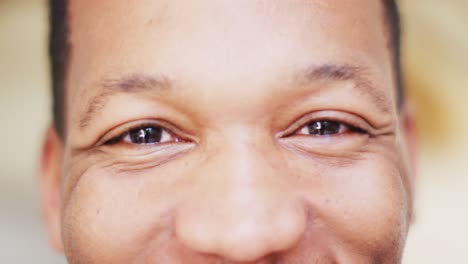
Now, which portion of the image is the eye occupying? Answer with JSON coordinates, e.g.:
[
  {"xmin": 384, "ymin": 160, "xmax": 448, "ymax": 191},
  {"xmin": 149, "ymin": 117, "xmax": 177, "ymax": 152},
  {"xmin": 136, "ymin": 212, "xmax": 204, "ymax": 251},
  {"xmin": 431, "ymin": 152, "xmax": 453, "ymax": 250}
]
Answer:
[
  {"xmin": 105, "ymin": 125, "xmax": 180, "ymax": 145},
  {"xmin": 296, "ymin": 120, "xmax": 365, "ymax": 136}
]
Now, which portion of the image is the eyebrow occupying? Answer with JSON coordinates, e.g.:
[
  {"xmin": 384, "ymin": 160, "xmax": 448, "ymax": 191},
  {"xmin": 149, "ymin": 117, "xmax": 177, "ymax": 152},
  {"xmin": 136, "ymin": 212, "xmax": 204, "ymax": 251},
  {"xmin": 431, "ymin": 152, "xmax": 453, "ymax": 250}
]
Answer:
[
  {"xmin": 300, "ymin": 64, "xmax": 391, "ymax": 114},
  {"xmin": 78, "ymin": 64, "xmax": 391, "ymax": 129},
  {"xmin": 79, "ymin": 74, "xmax": 172, "ymax": 129}
]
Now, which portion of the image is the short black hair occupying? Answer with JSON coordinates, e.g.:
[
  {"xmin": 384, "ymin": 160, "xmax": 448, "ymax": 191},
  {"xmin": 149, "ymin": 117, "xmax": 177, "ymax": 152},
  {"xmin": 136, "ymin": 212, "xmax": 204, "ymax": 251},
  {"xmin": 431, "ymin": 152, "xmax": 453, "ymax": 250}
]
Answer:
[
  {"xmin": 48, "ymin": 0, "xmax": 403, "ymax": 138},
  {"xmin": 49, "ymin": 0, "xmax": 69, "ymax": 137},
  {"xmin": 382, "ymin": 0, "xmax": 404, "ymax": 108}
]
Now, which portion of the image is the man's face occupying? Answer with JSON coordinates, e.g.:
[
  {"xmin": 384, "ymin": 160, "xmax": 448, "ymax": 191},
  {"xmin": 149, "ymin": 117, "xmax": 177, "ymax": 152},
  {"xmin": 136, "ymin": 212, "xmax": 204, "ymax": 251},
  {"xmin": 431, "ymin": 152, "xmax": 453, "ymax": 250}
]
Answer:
[{"xmin": 41, "ymin": 0, "xmax": 414, "ymax": 263}]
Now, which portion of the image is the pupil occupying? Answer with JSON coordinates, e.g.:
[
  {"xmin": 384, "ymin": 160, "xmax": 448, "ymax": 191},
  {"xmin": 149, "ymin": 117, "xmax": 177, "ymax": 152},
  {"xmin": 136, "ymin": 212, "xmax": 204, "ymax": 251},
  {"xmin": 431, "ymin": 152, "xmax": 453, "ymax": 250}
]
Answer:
[
  {"xmin": 308, "ymin": 121, "xmax": 340, "ymax": 135},
  {"xmin": 130, "ymin": 127, "xmax": 163, "ymax": 144}
]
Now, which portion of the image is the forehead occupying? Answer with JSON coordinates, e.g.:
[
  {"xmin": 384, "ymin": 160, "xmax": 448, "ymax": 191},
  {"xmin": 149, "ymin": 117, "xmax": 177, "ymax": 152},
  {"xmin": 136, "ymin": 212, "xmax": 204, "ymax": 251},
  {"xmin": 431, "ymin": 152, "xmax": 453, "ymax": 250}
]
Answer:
[{"xmin": 66, "ymin": 0, "xmax": 393, "ymax": 126}]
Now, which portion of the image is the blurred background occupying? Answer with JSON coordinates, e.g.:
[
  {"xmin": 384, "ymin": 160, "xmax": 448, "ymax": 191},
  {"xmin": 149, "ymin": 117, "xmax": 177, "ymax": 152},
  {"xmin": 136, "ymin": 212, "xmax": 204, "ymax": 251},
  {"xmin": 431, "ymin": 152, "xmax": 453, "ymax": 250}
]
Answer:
[{"xmin": 0, "ymin": 0, "xmax": 467, "ymax": 262}]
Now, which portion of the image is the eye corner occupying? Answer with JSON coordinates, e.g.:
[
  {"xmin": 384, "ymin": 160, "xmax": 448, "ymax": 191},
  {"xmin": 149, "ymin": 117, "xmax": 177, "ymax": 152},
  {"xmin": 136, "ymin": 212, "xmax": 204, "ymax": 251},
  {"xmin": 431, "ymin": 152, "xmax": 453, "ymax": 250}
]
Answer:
[{"xmin": 102, "ymin": 135, "xmax": 124, "ymax": 146}]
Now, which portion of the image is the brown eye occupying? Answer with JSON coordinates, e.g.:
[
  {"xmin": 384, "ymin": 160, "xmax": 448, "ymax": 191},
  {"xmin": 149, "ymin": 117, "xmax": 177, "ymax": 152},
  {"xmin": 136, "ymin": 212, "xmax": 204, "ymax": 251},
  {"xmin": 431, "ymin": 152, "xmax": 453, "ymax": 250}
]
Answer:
[
  {"xmin": 307, "ymin": 121, "xmax": 342, "ymax": 135},
  {"xmin": 297, "ymin": 120, "xmax": 364, "ymax": 136},
  {"xmin": 128, "ymin": 127, "xmax": 164, "ymax": 144},
  {"xmin": 105, "ymin": 125, "xmax": 178, "ymax": 145}
]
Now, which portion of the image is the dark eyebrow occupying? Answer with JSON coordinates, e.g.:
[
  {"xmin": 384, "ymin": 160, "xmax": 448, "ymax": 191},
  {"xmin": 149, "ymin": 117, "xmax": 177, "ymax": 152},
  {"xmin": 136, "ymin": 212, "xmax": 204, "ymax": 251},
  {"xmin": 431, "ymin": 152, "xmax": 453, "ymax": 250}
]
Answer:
[
  {"xmin": 300, "ymin": 64, "xmax": 392, "ymax": 114},
  {"xmin": 79, "ymin": 64, "xmax": 391, "ymax": 130},
  {"xmin": 79, "ymin": 74, "xmax": 171, "ymax": 129}
]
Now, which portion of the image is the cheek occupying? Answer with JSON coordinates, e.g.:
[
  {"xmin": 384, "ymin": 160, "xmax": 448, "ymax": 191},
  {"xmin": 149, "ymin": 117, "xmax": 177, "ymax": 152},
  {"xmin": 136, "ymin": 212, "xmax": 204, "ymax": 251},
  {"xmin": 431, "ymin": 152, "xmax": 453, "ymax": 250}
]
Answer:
[
  {"xmin": 61, "ymin": 165, "xmax": 181, "ymax": 263},
  {"xmin": 294, "ymin": 154, "xmax": 409, "ymax": 259}
]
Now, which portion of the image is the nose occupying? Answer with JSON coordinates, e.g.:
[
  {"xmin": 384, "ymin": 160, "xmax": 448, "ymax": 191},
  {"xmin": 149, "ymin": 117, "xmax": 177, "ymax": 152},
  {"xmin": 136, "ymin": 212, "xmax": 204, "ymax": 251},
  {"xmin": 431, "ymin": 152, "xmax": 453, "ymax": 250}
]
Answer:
[{"xmin": 174, "ymin": 134, "xmax": 307, "ymax": 262}]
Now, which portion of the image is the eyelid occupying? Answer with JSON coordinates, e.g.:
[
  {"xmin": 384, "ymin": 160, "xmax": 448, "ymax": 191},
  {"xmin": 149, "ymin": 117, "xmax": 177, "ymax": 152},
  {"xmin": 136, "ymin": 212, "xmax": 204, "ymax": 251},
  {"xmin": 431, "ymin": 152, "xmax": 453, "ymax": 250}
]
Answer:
[
  {"xmin": 96, "ymin": 119, "xmax": 190, "ymax": 146},
  {"xmin": 277, "ymin": 110, "xmax": 373, "ymax": 138}
]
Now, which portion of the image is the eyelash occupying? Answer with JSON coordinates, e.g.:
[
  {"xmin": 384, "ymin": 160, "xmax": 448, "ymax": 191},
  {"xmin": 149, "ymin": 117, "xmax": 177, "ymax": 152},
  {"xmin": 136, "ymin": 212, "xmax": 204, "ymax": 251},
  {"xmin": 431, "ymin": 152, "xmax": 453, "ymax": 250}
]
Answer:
[
  {"xmin": 281, "ymin": 111, "xmax": 371, "ymax": 138},
  {"xmin": 294, "ymin": 119, "xmax": 367, "ymax": 136},
  {"xmin": 101, "ymin": 114, "xmax": 368, "ymax": 147},
  {"xmin": 103, "ymin": 123, "xmax": 180, "ymax": 146}
]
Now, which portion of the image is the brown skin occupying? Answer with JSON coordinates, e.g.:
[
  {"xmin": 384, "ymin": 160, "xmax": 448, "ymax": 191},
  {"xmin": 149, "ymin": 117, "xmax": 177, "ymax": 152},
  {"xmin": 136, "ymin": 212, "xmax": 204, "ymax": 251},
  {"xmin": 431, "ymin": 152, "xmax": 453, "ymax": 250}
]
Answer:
[{"xmin": 40, "ymin": 0, "xmax": 417, "ymax": 263}]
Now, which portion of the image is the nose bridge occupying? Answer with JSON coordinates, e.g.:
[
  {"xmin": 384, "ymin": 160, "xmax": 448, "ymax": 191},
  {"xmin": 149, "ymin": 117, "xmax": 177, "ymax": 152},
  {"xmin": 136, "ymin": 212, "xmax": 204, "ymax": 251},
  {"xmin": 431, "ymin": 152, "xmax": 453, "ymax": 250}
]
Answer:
[{"xmin": 174, "ymin": 129, "xmax": 307, "ymax": 262}]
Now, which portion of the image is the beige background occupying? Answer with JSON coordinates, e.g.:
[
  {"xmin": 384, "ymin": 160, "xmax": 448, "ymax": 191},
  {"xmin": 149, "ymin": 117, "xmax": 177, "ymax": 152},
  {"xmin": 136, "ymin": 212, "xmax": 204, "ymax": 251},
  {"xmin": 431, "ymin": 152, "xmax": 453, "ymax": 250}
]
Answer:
[{"xmin": 0, "ymin": 0, "xmax": 467, "ymax": 262}]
